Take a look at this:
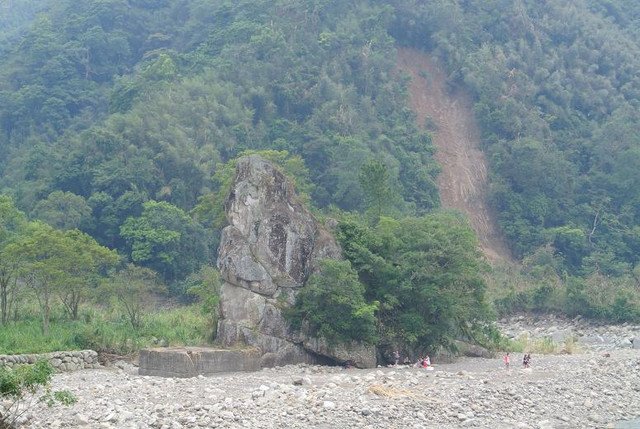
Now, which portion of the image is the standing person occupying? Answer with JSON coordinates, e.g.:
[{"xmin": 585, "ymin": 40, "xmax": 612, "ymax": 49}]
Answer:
[
  {"xmin": 503, "ymin": 352, "xmax": 510, "ymax": 369},
  {"xmin": 393, "ymin": 350, "xmax": 400, "ymax": 366},
  {"xmin": 522, "ymin": 354, "xmax": 528, "ymax": 368},
  {"xmin": 525, "ymin": 353, "xmax": 531, "ymax": 368},
  {"xmin": 424, "ymin": 354, "xmax": 431, "ymax": 367}
]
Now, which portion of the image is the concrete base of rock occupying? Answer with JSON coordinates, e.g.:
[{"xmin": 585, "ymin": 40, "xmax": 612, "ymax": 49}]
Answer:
[{"xmin": 138, "ymin": 347, "xmax": 261, "ymax": 378}]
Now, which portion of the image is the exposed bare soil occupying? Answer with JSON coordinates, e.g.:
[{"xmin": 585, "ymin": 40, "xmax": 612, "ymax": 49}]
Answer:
[{"xmin": 397, "ymin": 48, "xmax": 511, "ymax": 262}]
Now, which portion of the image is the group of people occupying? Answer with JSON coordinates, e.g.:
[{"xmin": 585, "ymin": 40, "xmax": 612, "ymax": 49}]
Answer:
[
  {"xmin": 392, "ymin": 350, "xmax": 432, "ymax": 369},
  {"xmin": 417, "ymin": 355, "xmax": 431, "ymax": 369},
  {"xmin": 391, "ymin": 349, "xmax": 531, "ymax": 371},
  {"xmin": 503, "ymin": 352, "xmax": 533, "ymax": 369}
]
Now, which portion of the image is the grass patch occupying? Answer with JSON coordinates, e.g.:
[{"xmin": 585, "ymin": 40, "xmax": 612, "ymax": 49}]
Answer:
[{"xmin": 0, "ymin": 305, "xmax": 211, "ymax": 355}]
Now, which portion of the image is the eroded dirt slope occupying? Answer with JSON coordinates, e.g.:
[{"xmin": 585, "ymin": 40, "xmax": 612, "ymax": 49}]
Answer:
[{"xmin": 397, "ymin": 47, "xmax": 511, "ymax": 262}]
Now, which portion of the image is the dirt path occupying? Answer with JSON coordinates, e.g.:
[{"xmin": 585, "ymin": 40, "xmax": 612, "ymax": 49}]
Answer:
[{"xmin": 397, "ymin": 48, "xmax": 511, "ymax": 262}]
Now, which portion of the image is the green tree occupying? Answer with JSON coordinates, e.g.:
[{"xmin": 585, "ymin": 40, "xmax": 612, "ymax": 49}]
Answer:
[
  {"xmin": 57, "ymin": 229, "xmax": 119, "ymax": 320},
  {"xmin": 0, "ymin": 196, "xmax": 27, "ymax": 325},
  {"xmin": 185, "ymin": 265, "xmax": 222, "ymax": 340},
  {"xmin": 120, "ymin": 201, "xmax": 208, "ymax": 283},
  {"xmin": 550, "ymin": 226, "xmax": 589, "ymax": 273},
  {"xmin": 288, "ymin": 259, "xmax": 378, "ymax": 345},
  {"xmin": 31, "ymin": 191, "xmax": 93, "ymax": 231},
  {"xmin": 4, "ymin": 221, "xmax": 117, "ymax": 332},
  {"xmin": 358, "ymin": 159, "xmax": 394, "ymax": 222},
  {"xmin": 105, "ymin": 263, "xmax": 163, "ymax": 329},
  {"xmin": 337, "ymin": 212, "xmax": 492, "ymax": 351},
  {"xmin": 4, "ymin": 222, "xmax": 68, "ymax": 335},
  {"xmin": 141, "ymin": 53, "xmax": 178, "ymax": 82}
]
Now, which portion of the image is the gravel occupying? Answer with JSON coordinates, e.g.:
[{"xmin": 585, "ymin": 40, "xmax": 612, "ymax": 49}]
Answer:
[
  {"xmin": 16, "ymin": 317, "xmax": 640, "ymax": 428},
  {"xmin": 17, "ymin": 349, "xmax": 638, "ymax": 429}
]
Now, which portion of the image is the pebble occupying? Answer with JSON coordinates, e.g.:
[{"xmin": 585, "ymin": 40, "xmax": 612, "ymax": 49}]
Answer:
[{"xmin": 322, "ymin": 401, "xmax": 336, "ymax": 409}]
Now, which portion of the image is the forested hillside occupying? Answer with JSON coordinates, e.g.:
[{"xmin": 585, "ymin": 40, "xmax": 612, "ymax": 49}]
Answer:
[
  {"xmin": 0, "ymin": 0, "xmax": 440, "ymax": 283},
  {"xmin": 1, "ymin": 0, "xmax": 640, "ymax": 328},
  {"xmin": 392, "ymin": 0, "xmax": 640, "ymax": 278}
]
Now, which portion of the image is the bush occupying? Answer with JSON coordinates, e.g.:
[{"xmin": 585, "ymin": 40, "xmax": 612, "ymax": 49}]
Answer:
[
  {"xmin": 610, "ymin": 293, "xmax": 638, "ymax": 323},
  {"xmin": 287, "ymin": 259, "xmax": 378, "ymax": 345},
  {"xmin": 0, "ymin": 360, "xmax": 76, "ymax": 428},
  {"xmin": 337, "ymin": 213, "xmax": 493, "ymax": 351},
  {"xmin": 489, "ymin": 266, "xmax": 640, "ymax": 323},
  {"xmin": 493, "ymin": 288, "xmax": 531, "ymax": 316},
  {"xmin": 531, "ymin": 284, "xmax": 554, "ymax": 309},
  {"xmin": 508, "ymin": 334, "xmax": 580, "ymax": 355}
]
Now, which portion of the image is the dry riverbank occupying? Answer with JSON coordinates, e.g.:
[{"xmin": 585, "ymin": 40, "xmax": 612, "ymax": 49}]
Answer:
[{"xmin": 23, "ymin": 347, "xmax": 640, "ymax": 429}]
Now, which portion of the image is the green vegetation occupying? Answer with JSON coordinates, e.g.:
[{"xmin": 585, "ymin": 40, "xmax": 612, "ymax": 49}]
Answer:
[
  {"xmin": 2, "ymin": 0, "xmax": 640, "ymax": 355},
  {"xmin": 5, "ymin": 222, "xmax": 119, "ymax": 334},
  {"xmin": 336, "ymin": 211, "xmax": 494, "ymax": 352},
  {"xmin": 104, "ymin": 264, "xmax": 164, "ymax": 330},
  {"xmin": 0, "ymin": 305, "xmax": 209, "ymax": 356},
  {"xmin": 508, "ymin": 334, "xmax": 580, "ymax": 355},
  {"xmin": 288, "ymin": 259, "xmax": 378, "ymax": 345},
  {"xmin": 0, "ymin": 195, "xmax": 214, "ymax": 355},
  {"xmin": 185, "ymin": 265, "xmax": 223, "ymax": 341},
  {"xmin": 0, "ymin": 1, "xmax": 440, "ymax": 292},
  {"xmin": 120, "ymin": 201, "xmax": 208, "ymax": 283},
  {"xmin": 0, "ymin": 360, "xmax": 75, "ymax": 428},
  {"xmin": 391, "ymin": 1, "xmax": 640, "ymax": 276},
  {"xmin": 289, "ymin": 207, "xmax": 496, "ymax": 353},
  {"xmin": 489, "ymin": 260, "xmax": 640, "ymax": 323}
]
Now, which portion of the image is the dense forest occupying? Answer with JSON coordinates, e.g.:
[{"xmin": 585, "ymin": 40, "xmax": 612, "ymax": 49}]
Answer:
[
  {"xmin": 1, "ymin": 0, "xmax": 640, "ymax": 354},
  {"xmin": 399, "ymin": 0, "xmax": 640, "ymax": 276},
  {"xmin": 0, "ymin": 0, "xmax": 441, "ymax": 284}
]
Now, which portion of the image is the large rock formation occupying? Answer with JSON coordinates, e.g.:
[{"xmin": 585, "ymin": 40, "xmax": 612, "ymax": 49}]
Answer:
[{"xmin": 216, "ymin": 155, "xmax": 375, "ymax": 368}]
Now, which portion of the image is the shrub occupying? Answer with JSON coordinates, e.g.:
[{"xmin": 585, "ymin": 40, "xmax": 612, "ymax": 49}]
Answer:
[
  {"xmin": 287, "ymin": 259, "xmax": 378, "ymax": 345},
  {"xmin": 0, "ymin": 360, "xmax": 76, "ymax": 428}
]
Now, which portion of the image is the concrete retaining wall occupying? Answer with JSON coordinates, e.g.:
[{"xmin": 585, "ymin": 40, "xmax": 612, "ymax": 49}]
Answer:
[
  {"xmin": 139, "ymin": 347, "xmax": 261, "ymax": 377},
  {"xmin": 0, "ymin": 350, "xmax": 100, "ymax": 371}
]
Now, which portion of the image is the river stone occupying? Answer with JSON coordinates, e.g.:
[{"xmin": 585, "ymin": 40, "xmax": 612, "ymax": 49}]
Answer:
[{"xmin": 620, "ymin": 338, "xmax": 632, "ymax": 348}]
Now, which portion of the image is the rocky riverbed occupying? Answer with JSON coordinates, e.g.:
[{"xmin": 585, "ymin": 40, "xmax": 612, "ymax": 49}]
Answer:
[
  {"xmin": 17, "ymin": 317, "xmax": 640, "ymax": 428},
  {"xmin": 497, "ymin": 314, "xmax": 639, "ymax": 351}
]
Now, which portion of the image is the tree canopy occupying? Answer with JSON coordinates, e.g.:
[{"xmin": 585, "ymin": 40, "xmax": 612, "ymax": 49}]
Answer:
[{"xmin": 1, "ymin": 0, "xmax": 640, "ymax": 340}]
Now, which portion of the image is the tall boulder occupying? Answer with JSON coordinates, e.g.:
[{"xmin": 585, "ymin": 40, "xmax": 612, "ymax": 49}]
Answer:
[{"xmin": 216, "ymin": 155, "xmax": 375, "ymax": 368}]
